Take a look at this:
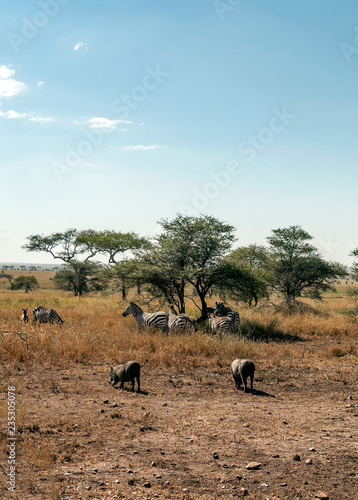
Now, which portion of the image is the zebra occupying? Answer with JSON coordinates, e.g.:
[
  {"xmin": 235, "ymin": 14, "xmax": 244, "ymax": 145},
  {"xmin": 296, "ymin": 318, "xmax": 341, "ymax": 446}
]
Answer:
[
  {"xmin": 33, "ymin": 306, "xmax": 64, "ymax": 325},
  {"xmin": 122, "ymin": 302, "xmax": 167, "ymax": 333},
  {"xmin": 167, "ymin": 304, "xmax": 196, "ymax": 333},
  {"xmin": 214, "ymin": 302, "xmax": 241, "ymax": 333},
  {"xmin": 19, "ymin": 308, "xmax": 29, "ymax": 323},
  {"xmin": 208, "ymin": 313, "xmax": 233, "ymax": 335}
]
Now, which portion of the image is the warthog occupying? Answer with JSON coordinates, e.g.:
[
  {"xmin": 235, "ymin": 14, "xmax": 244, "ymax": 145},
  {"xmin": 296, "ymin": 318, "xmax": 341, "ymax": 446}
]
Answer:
[
  {"xmin": 230, "ymin": 359, "xmax": 255, "ymax": 392},
  {"xmin": 109, "ymin": 361, "xmax": 141, "ymax": 393}
]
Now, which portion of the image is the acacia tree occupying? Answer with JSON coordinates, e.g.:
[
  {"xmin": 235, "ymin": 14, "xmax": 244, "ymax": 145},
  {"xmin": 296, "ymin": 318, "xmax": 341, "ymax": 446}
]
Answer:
[
  {"xmin": 10, "ymin": 276, "xmax": 39, "ymax": 292},
  {"xmin": 22, "ymin": 229, "xmax": 85, "ymax": 263},
  {"xmin": 224, "ymin": 244, "xmax": 271, "ymax": 306},
  {"xmin": 117, "ymin": 214, "xmax": 260, "ymax": 319},
  {"xmin": 350, "ymin": 248, "xmax": 358, "ymax": 280},
  {"xmin": 23, "ymin": 229, "xmax": 149, "ymax": 297},
  {"xmin": 22, "ymin": 229, "xmax": 102, "ymax": 296},
  {"xmin": 267, "ymin": 225, "xmax": 346, "ymax": 306},
  {"xmin": 76, "ymin": 230, "xmax": 149, "ymax": 298},
  {"xmin": 53, "ymin": 260, "xmax": 105, "ymax": 296}
]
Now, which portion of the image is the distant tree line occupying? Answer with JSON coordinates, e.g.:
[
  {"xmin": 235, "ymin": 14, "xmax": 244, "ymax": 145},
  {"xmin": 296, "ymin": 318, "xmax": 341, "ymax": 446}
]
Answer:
[{"xmin": 22, "ymin": 214, "xmax": 348, "ymax": 318}]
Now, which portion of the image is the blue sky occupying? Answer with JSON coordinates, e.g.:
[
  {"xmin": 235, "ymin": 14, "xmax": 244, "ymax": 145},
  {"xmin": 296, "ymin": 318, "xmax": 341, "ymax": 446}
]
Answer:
[{"xmin": 0, "ymin": 0, "xmax": 357, "ymax": 264}]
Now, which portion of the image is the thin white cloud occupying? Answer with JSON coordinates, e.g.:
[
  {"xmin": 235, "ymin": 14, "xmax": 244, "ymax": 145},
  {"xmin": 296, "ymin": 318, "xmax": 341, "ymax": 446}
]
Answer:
[
  {"xmin": 120, "ymin": 145, "xmax": 162, "ymax": 151},
  {"xmin": 0, "ymin": 65, "xmax": 26, "ymax": 99},
  {"xmin": 0, "ymin": 110, "xmax": 28, "ymax": 119},
  {"xmin": 0, "ymin": 109, "xmax": 54, "ymax": 123},
  {"xmin": 74, "ymin": 42, "xmax": 89, "ymax": 52},
  {"xmin": 29, "ymin": 116, "xmax": 55, "ymax": 123},
  {"xmin": 37, "ymin": 81, "xmax": 46, "ymax": 87},
  {"xmin": 86, "ymin": 117, "xmax": 133, "ymax": 130}
]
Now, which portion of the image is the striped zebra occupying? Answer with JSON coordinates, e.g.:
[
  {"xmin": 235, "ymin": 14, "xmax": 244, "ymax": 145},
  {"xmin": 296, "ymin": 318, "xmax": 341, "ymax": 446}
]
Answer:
[
  {"xmin": 215, "ymin": 302, "xmax": 241, "ymax": 333},
  {"xmin": 33, "ymin": 306, "xmax": 64, "ymax": 325},
  {"xmin": 167, "ymin": 304, "xmax": 196, "ymax": 333},
  {"xmin": 122, "ymin": 302, "xmax": 167, "ymax": 333},
  {"xmin": 19, "ymin": 308, "xmax": 29, "ymax": 323},
  {"xmin": 208, "ymin": 313, "xmax": 233, "ymax": 335}
]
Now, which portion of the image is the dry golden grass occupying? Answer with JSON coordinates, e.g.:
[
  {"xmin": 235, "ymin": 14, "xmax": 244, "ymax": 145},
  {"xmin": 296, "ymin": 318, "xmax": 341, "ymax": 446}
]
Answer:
[{"xmin": 0, "ymin": 288, "xmax": 357, "ymax": 380}]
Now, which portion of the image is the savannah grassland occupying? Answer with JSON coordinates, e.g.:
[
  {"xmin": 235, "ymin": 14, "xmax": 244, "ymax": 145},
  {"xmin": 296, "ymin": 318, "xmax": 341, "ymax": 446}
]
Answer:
[{"xmin": 0, "ymin": 271, "xmax": 357, "ymax": 499}]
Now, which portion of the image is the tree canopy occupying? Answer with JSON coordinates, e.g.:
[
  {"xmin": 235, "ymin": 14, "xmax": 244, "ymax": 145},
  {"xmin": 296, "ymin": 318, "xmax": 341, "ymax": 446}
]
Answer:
[
  {"xmin": 266, "ymin": 225, "xmax": 347, "ymax": 305},
  {"xmin": 350, "ymin": 248, "xmax": 358, "ymax": 280},
  {"xmin": 22, "ymin": 229, "xmax": 83, "ymax": 263},
  {"xmin": 53, "ymin": 260, "xmax": 105, "ymax": 296},
  {"xmin": 113, "ymin": 214, "xmax": 259, "ymax": 319},
  {"xmin": 10, "ymin": 275, "xmax": 39, "ymax": 292}
]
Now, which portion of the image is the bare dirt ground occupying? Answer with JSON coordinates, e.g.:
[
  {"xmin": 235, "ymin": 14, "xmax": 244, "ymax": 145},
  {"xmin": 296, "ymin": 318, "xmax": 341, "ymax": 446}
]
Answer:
[{"xmin": 1, "ymin": 354, "xmax": 357, "ymax": 499}]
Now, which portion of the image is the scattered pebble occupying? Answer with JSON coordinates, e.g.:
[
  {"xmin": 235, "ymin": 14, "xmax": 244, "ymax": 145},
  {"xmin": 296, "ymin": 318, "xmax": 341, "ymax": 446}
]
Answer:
[
  {"xmin": 162, "ymin": 402, "xmax": 168, "ymax": 407},
  {"xmin": 103, "ymin": 400, "xmax": 109, "ymax": 404},
  {"xmin": 305, "ymin": 459, "xmax": 312, "ymax": 465},
  {"xmin": 261, "ymin": 483, "xmax": 269, "ymax": 487},
  {"xmin": 309, "ymin": 447, "xmax": 316, "ymax": 452},
  {"xmin": 240, "ymin": 487, "xmax": 249, "ymax": 496},
  {"xmin": 212, "ymin": 452, "xmax": 219, "ymax": 459},
  {"xmin": 242, "ymin": 423, "xmax": 250, "ymax": 427},
  {"xmin": 115, "ymin": 479, "xmax": 120, "ymax": 484},
  {"xmin": 282, "ymin": 421, "xmax": 288, "ymax": 425},
  {"xmin": 280, "ymin": 482, "xmax": 287, "ymax": 487},
  {"xmin": 128, "ymin": 479, "xmax": 134, "ymax": 486},
  {"xmin": 272, "ymin": 454, "xmax": 280, "ymax": 458},
  {"xmin": 246, "ymin": 462, "xmax": 261, "ymax": 470},
  {"xmin": 143, "ymin": 481, "xmax": 151, "ymax": 488},
  {"xmin": 316, "ymin": 492, "xmax": 329, "ymax": 499},
  {"xmin": 292, "ymin": 454, "xmax": 300, "ymax": 461},
  {"xmin": 151, "ymin": 461, "xmax": 157, "ymax": 467}
]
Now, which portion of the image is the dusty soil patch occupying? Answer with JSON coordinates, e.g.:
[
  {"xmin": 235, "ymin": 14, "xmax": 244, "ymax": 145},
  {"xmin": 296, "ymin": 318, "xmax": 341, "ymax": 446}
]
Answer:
[{"xmin": 1, "ymin": 360, "xmax": 357, "ymax": 499}]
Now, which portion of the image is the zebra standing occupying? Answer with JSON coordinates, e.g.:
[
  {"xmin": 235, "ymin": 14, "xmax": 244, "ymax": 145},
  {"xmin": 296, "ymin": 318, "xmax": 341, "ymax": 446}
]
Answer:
[
  {"xmin": 208, "ymin": 313, "xmax": 233, "ymax": 335},
  {"xmin": 167, "ymin": 304, "xmax": 196, "ymax": 333},
  {"xmin": 33, "ymin": 306, "xmax": 64, "ymax": 325},
  {"xmin": 214, "ymin": 302, "xmax": 241, "ymax": 333},
  {"xmin": 19, "ymin": 308, "xmax": 29, "ymax": 323},
  {"xmin": 122, "ymin": 302, "xmax": 167, "ymax": 333}
]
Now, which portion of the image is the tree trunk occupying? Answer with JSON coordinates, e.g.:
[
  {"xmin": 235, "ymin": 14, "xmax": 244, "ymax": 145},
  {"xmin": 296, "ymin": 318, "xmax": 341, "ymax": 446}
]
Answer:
[
  {"xmin": 198, "ymin": 292, "xmax": 208, "ymax": 322},
  {"xmin": 121, "ymin": 277, "xmax": 126, "ymax": 300},
  {"xmin": 178, "ymin": 294, "xmax": 186, "ymax": 314}
]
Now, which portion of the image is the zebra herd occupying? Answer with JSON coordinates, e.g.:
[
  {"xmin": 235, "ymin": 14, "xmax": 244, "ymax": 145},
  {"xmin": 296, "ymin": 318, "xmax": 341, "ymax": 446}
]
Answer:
[
  {"xmin": 19, "ymin": 301, "xmax": 240, "ymax": 334},
  {"xmin": 122, "ymin": 301, "xmax": 241, "ymax": 335}
]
